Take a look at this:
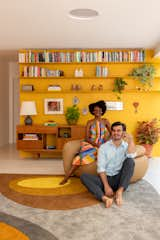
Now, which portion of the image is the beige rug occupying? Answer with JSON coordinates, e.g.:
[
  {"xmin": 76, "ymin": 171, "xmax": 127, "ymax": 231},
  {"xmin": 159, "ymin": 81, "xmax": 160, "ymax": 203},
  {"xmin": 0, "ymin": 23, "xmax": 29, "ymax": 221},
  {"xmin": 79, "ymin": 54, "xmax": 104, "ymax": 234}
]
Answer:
[{"xmin": 0, "ymin": 177, "xmax": 160, "ymax": 240}]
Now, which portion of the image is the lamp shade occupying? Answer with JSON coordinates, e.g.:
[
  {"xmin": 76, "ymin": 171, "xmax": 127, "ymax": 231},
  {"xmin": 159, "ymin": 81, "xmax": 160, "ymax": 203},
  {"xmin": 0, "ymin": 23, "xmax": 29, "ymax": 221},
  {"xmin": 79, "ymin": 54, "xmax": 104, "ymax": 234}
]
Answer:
[{"xmin": 20, "ymin": 101, "xmax": 37, "ymax": 116}]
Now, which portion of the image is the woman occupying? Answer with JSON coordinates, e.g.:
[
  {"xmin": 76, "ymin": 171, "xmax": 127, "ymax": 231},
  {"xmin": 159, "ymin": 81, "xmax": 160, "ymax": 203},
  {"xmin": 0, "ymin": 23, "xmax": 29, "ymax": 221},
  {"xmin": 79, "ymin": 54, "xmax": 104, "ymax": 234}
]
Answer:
[{"xmin": 60, "ymin": 100, "xmax": 111, "ymax": 185}]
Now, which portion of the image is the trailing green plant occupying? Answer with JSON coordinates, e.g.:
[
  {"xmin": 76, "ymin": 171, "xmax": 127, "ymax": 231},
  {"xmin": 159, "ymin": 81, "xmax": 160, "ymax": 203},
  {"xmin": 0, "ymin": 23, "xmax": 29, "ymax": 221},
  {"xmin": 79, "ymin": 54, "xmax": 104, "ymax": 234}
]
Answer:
[
  {"xmin": 65, "ymin": 105, "xmax": 80, "ymax": 125},
  {"xmin": 129, "ymin": 64, "xmax": 156, "ymax": 87},
  {"xmin": 136, "ymin": 118, "xmax": 160, "ymax": 145},
  {"xmin": 113, "ymin": 77, "xmax": 127, "ymax": 99}
]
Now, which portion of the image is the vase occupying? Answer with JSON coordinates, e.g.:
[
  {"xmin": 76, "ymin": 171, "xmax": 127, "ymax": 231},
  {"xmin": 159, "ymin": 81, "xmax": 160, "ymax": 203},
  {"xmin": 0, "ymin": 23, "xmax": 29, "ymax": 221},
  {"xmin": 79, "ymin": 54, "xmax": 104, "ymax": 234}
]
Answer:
[
  {"xmin": 67, "ymin": 119, "xmax": 78, "ymax": 125},
  {"xmin": 142, "ymin": 144, "xmax": 153, "ymax": 158}
]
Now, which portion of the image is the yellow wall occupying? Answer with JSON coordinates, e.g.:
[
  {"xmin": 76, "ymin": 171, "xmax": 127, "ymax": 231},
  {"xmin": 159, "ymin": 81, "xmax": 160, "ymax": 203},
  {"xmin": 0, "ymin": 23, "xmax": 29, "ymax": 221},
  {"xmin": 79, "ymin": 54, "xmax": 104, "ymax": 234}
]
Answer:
[{"xmin": 19, "ymin": 49, "xmax": 160, "ymax": 156}]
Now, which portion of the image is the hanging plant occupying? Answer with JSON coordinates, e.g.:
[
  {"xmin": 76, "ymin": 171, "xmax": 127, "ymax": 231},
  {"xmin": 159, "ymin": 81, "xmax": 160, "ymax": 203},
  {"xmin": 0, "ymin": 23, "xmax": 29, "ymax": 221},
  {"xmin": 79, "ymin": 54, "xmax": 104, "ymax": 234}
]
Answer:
[
  {"xmin": 113, "ymin": 77, "xmax": 127, "ymax": 100},
  {"xmin": 129, "ymin": 64, "xmax": 156, "ymax": 87}
]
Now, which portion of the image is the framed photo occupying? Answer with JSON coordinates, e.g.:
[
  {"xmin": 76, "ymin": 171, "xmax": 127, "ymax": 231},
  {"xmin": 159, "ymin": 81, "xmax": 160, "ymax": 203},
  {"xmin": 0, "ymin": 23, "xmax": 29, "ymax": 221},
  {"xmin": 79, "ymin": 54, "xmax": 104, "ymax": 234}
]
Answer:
[{"xmin": 44, "ymin": 98, "xmax": 64, "ymax": 114}]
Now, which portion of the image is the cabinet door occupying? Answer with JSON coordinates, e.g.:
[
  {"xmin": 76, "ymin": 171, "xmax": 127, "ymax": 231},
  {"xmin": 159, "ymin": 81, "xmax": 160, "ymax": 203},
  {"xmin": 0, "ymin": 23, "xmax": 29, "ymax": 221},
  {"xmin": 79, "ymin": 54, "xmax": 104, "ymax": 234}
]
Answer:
[{"xmin": 71, "ymin": 126, "xmax": 85, "ymax": 139}]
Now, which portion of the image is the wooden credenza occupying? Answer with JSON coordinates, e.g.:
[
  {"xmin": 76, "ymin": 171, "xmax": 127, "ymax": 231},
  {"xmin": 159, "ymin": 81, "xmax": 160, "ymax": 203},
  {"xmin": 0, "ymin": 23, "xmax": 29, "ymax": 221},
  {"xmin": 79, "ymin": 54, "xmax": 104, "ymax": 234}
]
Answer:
[{"xmin": 17, "ymin": 124, "xmax": 85, "ymax": 158}]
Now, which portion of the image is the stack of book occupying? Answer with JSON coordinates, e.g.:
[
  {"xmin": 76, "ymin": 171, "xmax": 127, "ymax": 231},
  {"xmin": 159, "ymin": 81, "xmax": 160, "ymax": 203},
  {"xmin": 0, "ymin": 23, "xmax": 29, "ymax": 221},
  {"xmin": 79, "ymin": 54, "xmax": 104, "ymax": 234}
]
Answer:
[
  {"xmin": 23, "ymin": 134, "xmax": 39, "ymax": 140},
  {"xmin": 48, "ymin": 85, "xmax": 61, "ymax": 91},
  {"xmin": 44, "ymin": 121, "xmax": 57, "ymax": 126},
  {"xmin": 46, "ymin": 145, "xmax": 56, "ymax": 150}
]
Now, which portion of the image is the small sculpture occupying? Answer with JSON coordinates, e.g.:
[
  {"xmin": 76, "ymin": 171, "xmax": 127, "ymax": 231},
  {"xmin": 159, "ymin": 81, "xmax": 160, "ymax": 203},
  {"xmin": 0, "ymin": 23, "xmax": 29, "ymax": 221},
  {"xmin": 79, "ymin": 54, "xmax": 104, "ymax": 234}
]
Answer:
[{"xmin": 133, "ymin": 102, "xmax": 139, "ymax": 113}]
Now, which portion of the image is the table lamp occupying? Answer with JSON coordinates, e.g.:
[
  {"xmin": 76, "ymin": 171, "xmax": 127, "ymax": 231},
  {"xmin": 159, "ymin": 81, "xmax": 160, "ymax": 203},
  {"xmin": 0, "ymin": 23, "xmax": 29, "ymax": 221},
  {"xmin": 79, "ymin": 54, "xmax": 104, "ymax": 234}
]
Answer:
[{"xmin": 20, "ymin": 101, "xmax": 37, "ymax": 125}]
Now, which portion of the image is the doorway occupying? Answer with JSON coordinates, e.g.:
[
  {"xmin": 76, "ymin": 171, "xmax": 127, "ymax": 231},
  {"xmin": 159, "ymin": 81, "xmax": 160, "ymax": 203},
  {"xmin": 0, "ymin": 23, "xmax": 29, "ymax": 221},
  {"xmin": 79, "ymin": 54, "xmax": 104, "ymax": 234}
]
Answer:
[{"xmin": 9, "ymin": 62, "xmax": 19, "ymax": 143}]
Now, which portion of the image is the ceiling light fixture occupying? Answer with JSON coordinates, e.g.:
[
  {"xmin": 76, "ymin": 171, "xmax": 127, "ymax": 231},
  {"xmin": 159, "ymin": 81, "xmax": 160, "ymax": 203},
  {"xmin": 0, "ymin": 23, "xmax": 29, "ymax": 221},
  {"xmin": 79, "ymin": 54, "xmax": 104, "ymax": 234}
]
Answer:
[{"xmin": 69, "ymin": 8, "xmax": 99, "ymax": 20}]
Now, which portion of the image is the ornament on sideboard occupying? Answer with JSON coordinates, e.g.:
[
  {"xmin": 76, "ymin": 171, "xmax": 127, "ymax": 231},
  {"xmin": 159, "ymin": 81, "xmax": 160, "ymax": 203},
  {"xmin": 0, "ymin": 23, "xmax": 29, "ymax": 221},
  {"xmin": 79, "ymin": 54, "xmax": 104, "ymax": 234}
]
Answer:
[
  {"xmin": 133, "ymin": 102, "xmax": 139, "ymax": 113},
  {"xmin": 20, "ymin": 101, "xmax": 37, "ymax": 125}
]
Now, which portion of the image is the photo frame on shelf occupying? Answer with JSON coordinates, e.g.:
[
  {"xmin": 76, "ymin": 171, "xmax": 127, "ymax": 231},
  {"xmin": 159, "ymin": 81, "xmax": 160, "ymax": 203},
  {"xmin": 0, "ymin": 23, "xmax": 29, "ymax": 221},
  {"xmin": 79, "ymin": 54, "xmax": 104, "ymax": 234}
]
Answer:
[{"xmin": 44, "ymin": 98, "xmax": 64, "ymax": 114}]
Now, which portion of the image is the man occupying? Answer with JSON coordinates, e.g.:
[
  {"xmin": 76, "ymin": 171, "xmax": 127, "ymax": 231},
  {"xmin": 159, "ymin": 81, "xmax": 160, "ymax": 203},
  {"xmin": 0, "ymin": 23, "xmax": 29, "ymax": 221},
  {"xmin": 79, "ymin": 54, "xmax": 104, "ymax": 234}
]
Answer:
[{"xmin": 80, "ymin": 121, "xmax": 136, "ymax": 208}]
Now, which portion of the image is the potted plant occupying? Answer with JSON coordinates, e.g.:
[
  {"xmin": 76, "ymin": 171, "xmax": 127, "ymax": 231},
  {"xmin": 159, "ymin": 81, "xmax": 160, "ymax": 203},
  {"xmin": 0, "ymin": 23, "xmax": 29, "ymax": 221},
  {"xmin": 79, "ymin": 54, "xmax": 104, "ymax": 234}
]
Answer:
[
  {"xmin": 136, "ymin": 118, "xmax": 160, "ymax": 157},
  {"xmin": 65, "ymin": 105, "xmax": 80, "ymax": 125},
  {"xmin": 129, "ymin": 64, "xmax": 156, "ymax": 87},
  {"xmin": 113, "ymin": 77, "xmax": 127, "ymax": 99}
]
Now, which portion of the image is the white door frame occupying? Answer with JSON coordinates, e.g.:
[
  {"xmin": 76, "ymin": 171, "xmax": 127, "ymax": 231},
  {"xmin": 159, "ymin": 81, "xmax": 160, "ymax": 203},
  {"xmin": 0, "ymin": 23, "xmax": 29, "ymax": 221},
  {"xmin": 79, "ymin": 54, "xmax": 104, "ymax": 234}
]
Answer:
[{"xmin": 9, "ymin": 62, "xmax": 19, "ymax": 143}]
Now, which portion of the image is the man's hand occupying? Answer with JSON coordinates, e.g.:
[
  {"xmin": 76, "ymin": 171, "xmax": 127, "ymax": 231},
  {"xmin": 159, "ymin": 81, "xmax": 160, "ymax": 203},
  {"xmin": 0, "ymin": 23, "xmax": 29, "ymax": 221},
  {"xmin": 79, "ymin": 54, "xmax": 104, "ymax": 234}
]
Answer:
[
  {"xmin": 104, "ymin": 185, "xmax": 114, "ymax": 197},
  {"xmin": 123, "ymin": 132, "xmax": 134, "ymax": 144}
]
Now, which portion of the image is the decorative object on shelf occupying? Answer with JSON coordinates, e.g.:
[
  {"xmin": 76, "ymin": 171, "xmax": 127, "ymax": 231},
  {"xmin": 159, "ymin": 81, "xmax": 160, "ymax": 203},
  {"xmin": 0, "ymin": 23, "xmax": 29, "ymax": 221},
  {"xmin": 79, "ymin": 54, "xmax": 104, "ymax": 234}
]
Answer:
[
  {"xmin": 129, "ymin": 64, "xmax": 156, "ymax": 87},
  {"xmin": 44, "ymin": 98, "xmax": 63, "ymax": 115},
  {"xmin": 47, "ymin": 85, "xmax": 61, "ymax": 91},
  {"xmin": 133, "ymin": 102, "xmax": 139, "ymax": 113},
  {"xmin": 72, "ymin": 96, "xmax": 80, "ymax": 105},
  {"xmin": 21, "ymin": 85, "xmax": 34, "ymax": 92},
  {"xmin": 65, "ymin": 105, "xmax": 80, "ymax": 125},
  {"xmin": 71, "ymin": 84, "xmax": 77, "ymax": 91},
  {"xmin": 105, "ymin": 101, "xmax": 123, "ymax": 111},
  {"xmin": 82, "ymin": 107, "xmax": 88, "ymax": 115},
  {"xmin": 20, "ymin": 101, "xmax": 37, "ymax": 125},
  {"xmin": 74, "ymin": 68, "xmax": 84, "ymax": 77},
  {"xmin": 136, "ymin": 118, "xmax": 160, "ymax": 157},
  {"xmin": 98, "ymin": 84, "xmax": 103, "ymax": 91},
  {"xmin": 71, "ymin": 84, "xmax": 82, "ymax": 91},
  {"xmin": 113, "ymin": 77, "xmax": 127, "ymax": 99},
  {"xmin": 91, "ymin": 84, "xmax": 96, "ymax": 91}
]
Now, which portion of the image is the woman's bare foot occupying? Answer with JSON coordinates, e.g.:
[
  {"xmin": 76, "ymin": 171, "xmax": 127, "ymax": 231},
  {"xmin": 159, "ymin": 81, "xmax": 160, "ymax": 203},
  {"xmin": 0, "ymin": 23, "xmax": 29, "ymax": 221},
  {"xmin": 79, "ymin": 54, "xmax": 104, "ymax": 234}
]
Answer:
[
  {"xmin": 115, "ymin": 190, "xmax": 123, "ymax": 206},
  {"xmin": 102, "ymin": 196, "xmax": 113, "ymax": 208},
  {"xmin": 59, "ymin": 178, "xmax": 68, "ymax": 185}
]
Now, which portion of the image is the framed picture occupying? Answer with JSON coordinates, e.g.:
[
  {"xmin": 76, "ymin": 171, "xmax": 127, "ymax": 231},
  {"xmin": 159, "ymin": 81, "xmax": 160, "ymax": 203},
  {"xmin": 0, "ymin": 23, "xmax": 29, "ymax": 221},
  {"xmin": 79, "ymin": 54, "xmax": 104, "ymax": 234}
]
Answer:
[{"xmin": 44, "ymin": 98, "xmax": 64, "ymax": 114}]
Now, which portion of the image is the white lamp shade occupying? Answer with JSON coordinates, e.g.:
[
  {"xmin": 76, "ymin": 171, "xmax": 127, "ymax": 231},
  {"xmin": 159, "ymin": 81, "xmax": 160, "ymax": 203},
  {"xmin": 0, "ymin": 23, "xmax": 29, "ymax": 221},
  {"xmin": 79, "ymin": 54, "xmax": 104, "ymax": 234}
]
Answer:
[{"xmin": 20, "ymin": 101, "xmax": 37, "ymax": 116}]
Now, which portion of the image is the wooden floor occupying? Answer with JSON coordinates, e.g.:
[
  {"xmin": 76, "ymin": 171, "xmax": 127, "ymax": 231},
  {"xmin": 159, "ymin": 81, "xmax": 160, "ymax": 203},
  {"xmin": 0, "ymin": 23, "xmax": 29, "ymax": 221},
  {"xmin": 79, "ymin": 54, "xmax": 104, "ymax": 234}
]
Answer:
[{"xmin": 0, "ymin": 144, "xmax": 64, "ymax": 175}]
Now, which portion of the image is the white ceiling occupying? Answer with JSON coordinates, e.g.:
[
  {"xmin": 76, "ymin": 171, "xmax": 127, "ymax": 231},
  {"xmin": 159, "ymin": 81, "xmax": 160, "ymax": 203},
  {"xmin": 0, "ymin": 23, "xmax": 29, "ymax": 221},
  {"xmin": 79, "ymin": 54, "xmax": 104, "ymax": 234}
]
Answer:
[{"xmin": 0, "ymin": 0, "xmax": 160, "ymax": 50}]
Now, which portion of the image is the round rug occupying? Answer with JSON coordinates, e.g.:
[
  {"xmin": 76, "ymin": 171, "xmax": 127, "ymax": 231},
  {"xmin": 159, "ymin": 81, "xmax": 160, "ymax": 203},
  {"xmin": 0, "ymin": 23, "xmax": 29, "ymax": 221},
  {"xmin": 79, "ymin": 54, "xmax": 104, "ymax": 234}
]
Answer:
[
  {"xmin": 0, "ymin": 174, "xmax": 98, "ymax": 210},
  {"xmin": 0, "ymin": 212, "xmax": 57, "ymax": 240}
]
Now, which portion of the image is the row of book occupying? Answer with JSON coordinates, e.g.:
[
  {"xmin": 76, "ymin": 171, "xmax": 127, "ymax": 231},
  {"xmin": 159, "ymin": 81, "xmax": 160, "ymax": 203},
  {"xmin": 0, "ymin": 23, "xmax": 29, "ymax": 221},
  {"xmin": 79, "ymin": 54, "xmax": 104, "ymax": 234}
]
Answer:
[
  {"xmin": 23, "ymin": 134, "xmax": 39, "ymax": 140},
  {"xmin": 19, "ymin": 50, "xmax": 145, "ymax": 63},
  {"xmin": 22, "ymin": 66, "xmax": 64, "ymax": 77}
]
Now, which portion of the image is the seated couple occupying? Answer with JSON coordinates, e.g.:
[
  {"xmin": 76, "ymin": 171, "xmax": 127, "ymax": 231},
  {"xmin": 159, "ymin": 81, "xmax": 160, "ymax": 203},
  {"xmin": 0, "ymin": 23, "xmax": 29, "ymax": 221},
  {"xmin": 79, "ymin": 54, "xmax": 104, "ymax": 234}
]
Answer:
[{"xmin": 60, "ymin": 100, "xmax": 136, "ymax": 208}]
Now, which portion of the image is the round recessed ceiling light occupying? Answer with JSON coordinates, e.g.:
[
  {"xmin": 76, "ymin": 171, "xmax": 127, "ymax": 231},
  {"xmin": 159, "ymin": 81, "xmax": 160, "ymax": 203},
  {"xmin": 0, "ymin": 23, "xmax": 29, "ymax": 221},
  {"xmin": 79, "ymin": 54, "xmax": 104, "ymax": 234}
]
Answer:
[{"xmin": 69, "ymin": 8, "xmax": 99, "ymax": 20}]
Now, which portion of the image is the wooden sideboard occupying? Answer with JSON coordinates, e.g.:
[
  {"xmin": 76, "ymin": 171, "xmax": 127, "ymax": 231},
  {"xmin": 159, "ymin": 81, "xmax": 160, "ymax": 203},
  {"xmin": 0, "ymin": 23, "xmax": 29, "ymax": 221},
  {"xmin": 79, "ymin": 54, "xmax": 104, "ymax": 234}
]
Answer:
[{"xmin": 17, "ymin": 124, "xmax": 85, "ymax": 158}]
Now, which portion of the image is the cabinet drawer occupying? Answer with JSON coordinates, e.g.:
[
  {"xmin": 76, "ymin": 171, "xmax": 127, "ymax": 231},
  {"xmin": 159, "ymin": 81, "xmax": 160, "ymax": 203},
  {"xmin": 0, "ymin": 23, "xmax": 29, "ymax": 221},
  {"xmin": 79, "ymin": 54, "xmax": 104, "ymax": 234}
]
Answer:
[{"xmin": 17, "ymin": 140, "xmax": 44, "ymax": 149}]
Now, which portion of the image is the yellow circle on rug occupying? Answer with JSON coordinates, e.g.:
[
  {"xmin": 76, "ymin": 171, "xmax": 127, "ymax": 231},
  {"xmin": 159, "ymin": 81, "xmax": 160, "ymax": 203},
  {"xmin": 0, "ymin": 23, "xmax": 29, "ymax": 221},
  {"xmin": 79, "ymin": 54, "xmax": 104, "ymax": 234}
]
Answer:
[
  {"xmin": 18, "ymin": 177, "xmax": 71, "ymax": 188},
  {"xmin": 0, "ymin": 222, "xmax": 29, "ymax": 240},
  {"xmin": 9, "ymin": 176, "xmax": 87, "ymax": 196}
]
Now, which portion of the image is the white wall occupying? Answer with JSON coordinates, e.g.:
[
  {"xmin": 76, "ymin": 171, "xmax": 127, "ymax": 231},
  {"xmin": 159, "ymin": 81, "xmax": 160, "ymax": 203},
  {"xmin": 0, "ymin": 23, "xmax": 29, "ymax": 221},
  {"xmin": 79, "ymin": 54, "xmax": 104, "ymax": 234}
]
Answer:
[
  {"xmin": 0, "ymin": 51, "xmax": 18, "ymax": 147},
  {"xmin": 0, "ymin": 60, "xmax": 9, "ymax": 146}
]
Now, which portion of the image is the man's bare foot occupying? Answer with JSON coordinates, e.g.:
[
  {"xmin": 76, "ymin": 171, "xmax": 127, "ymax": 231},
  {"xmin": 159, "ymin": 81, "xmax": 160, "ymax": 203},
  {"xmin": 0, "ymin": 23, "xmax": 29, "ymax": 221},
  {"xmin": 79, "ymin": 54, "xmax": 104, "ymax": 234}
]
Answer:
[
  {"xmin": 59, "ymin": 178, "xmax": 68, "ymax": 185},
  {"xmin": 102, "ymin": 196, "xmax": 113, "ymax": 208},
  {"xmin": 115, "ymin": 190, "xmax": 123, "ymax": 206}
]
